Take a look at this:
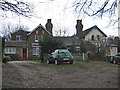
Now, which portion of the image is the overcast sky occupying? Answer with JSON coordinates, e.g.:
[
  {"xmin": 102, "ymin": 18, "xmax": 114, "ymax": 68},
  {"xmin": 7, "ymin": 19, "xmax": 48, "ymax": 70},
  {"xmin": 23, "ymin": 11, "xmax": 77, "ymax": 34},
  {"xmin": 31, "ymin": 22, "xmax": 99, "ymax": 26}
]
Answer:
[{"xmin": 0, "ymin": 0, "xmax": 118, "ymax": 37}]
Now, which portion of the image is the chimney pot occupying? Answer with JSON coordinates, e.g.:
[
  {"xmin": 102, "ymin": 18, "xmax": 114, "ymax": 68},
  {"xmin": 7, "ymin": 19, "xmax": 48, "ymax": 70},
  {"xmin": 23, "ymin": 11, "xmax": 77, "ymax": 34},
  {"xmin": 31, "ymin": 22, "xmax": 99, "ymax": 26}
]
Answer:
[
  {"xmin": 77, "ymin": 19, "xmax": 82, "ymax": 24},
  {"xmin": 47, "ymin": 19, "xmax": 51, "ymax": 23}
]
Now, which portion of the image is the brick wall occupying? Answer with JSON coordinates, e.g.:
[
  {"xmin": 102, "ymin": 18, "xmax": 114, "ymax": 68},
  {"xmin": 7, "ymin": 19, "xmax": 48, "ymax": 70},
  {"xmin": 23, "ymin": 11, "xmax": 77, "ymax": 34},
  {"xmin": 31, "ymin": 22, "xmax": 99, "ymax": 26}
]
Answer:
[{"xmin": 11, "ymin": 30, "xmax": 29, "ymax": 41}]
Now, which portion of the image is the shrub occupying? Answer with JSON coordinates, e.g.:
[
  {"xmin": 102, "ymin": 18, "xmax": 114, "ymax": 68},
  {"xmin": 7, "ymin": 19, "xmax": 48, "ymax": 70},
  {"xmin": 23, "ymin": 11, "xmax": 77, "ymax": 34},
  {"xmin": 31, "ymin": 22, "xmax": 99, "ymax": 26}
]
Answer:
[
  {"xmin": 3, "ymin": 56, "xmax": 11, "ymax": 63},
  {"xmin": 9, "ymin": 54, "xmax": 20, "ymax": 60},
  {"xmin": 32, "ymin": 55, "xmax": 40, "ymax": 60},
  {"xmin": 85, "ymin": 51, "xmax": 95, "ymax": 60}
]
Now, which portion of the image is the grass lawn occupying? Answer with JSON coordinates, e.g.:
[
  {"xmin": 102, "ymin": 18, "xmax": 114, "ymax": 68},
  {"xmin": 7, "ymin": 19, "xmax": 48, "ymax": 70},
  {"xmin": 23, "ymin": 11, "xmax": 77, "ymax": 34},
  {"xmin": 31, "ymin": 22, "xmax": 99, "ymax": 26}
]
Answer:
[
  {"xmin": 6, "ymin": 59, "xmax": 118, "ymax": 69},
  {"xmin": 26, "ymin": 60, "xmax": 118, "ymax": 69}
]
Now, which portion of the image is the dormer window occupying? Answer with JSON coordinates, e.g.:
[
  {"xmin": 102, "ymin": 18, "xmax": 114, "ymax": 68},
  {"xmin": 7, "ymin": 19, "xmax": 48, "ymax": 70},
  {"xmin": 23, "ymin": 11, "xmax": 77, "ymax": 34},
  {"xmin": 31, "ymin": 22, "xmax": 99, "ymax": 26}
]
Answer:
[
  {"xmin": 16, "ymin": 35, "xmax": 22, "ymax": 41},
  {"xmin": 35, "ymin": 31, "xmax": 39, "ymax": 42}
]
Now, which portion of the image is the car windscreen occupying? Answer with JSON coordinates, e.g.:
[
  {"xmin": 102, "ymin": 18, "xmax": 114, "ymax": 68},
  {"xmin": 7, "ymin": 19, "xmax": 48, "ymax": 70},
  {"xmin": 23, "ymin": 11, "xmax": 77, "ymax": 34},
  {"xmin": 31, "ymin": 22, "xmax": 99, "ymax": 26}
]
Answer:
[{"xmin": 58, "ymin": 50, "xmax": 71, "ymax": 54}]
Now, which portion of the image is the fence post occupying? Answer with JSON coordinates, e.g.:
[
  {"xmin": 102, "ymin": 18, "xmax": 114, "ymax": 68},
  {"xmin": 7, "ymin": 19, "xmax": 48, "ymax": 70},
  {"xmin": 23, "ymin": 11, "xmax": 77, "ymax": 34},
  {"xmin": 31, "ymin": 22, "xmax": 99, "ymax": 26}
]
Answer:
[{"xmin": 83, "ymin": 53, "xmax": 85, "ymax": 61}]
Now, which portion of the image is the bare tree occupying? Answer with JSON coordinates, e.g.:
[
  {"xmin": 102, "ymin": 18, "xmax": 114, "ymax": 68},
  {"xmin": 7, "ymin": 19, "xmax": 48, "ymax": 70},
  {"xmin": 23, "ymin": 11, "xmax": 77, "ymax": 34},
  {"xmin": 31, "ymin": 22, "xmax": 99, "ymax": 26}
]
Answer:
[
  {"xmin": 107, "ymin": 36, "xmax": 120, "ymax": 46},
  {"xmin": 54, "ymin": 23, "xmax": 69, "ymax": 36},
  {"xmin": 72, "ymin": 0, "xmax": 119, "ymax": 18},
  {"xmin": 0, "ymin": 23, "xmax": 29, "ymax": 39},
  {"xmin": 80, "ymin": 37, "xmax": 107, "ymax": 60},
  {"xmin": 0, "ymin": 0, "xmax": 32, "ymax": 17}
]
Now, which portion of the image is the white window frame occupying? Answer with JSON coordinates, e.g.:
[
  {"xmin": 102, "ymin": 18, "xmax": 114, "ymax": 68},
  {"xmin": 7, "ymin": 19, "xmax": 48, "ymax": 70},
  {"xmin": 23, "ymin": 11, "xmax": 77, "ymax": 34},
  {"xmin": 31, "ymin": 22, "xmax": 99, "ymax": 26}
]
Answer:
[
  {"xmin": 16, "ymin": 35, "xmax": 22, "ymax": 41},
  {"xmin": 5, "ymin": 47, "xmax": 16, "ymax": 54},
  {"xmin": 33, "ymin": 47, "xmax": 39, "ymax": 55},
  {"xmin": 35, "ymin": 31, "xmax": 39, "ymax": 42},
  {"xmin": 5, "ymin": 48, "xmax": 9, "ymax": 54}
]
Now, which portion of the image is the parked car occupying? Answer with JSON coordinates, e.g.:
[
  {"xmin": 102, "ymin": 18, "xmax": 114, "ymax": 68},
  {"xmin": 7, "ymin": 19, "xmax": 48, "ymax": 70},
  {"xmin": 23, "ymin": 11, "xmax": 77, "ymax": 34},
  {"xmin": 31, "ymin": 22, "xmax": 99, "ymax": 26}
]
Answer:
[
  {"xmin": 47, "ymin": 49, "xmax": 73, "ymax": 65},
  {"xmin": 112, "ymin": 53, "xmax": 120, "ymax": 64}
]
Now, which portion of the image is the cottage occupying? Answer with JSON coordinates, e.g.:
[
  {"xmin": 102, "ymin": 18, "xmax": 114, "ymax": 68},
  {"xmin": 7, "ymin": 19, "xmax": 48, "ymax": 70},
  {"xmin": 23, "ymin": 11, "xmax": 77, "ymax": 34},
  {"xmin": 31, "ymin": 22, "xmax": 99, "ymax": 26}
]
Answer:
[
  {"xmin": 4, "ymin": 22, "xmax": 52, "ymax": 59},
  {"xmin": 4, "ymin": 19, "xmax": 108, "ymax": 60},
  {"xmin": 55, "ymin": 20, "xmax": 107, "ymax": 51}
]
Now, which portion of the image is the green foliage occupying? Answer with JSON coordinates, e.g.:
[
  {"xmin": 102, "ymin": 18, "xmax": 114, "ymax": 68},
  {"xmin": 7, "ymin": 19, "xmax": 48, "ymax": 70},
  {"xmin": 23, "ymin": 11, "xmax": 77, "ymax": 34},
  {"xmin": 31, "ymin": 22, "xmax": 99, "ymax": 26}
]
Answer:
[
  {"xmin": 42, "ymin": 61, "xmax": 118, "ymax": 68},
  {"xmin": 69, "ymin": 41, "xmax": 76, "ymax": 53},
  {"xmin": 9, "ymin": 54, "xmax": 20, "ymax": 60},
  {"xmin": 3, "ymin": 56, "xmax": 11, "ymax": 63},
  {"xmin": 80, "ymin": 40, "xmax": 107, "ymax": 61},
  {"xmin": 80, "ymin": 40, "xmax": 86, "ymax": 53},
  {"xmin": 39, "ymin": 35, "xmax": 65, "ymax": 54},
  {"xmin": 32, "ymin": 55, "xmax": 40, "ymax": 60},
  {"xmin": 85, "ymin": 51, "xmax": 95, "ymax": 60},
  {"xmin": 39, "ymin": 35, "xmax": 66, "ymax": 62}
]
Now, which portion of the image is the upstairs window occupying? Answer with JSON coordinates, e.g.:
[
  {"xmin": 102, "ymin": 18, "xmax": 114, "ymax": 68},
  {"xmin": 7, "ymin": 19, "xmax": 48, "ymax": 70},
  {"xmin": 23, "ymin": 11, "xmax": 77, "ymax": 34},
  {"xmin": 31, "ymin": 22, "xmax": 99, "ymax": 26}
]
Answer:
[
  {"xmin": 91, "ymin": 35, "xmax": 94, "ymax": 40},
  {"xmin": 97, "ymin": 35, "xmax": 100, "ymax": 41},
  {"xmin": 35, "ymin": 31, "xmax": 39, "ymax": 42},
  {"xmin": 16, "ymin": 35, "xmax": 22, "ymax": 41}
]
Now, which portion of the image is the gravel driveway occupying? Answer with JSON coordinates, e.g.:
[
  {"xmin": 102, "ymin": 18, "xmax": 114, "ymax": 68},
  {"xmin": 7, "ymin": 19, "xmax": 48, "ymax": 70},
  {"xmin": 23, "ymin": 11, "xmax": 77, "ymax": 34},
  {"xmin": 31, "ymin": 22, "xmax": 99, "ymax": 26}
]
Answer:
[{"xmin": 2, "ymin": 61, "xmax": 118, "ymax": 88}]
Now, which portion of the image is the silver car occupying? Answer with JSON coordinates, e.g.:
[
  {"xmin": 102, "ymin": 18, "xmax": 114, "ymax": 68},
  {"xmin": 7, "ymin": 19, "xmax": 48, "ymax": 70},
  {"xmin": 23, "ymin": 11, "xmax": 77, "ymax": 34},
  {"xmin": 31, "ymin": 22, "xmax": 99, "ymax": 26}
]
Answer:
[{"xmin": 112, "ymin": 53, "xmax": 120, "ymax": 64}]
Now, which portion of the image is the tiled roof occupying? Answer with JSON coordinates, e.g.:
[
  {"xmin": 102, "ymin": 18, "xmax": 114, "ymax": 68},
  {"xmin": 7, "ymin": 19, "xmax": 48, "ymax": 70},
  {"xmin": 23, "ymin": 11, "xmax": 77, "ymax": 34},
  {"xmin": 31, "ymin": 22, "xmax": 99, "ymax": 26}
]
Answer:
[
  {"xmin": 54, "ymin": 36, "xmax": 80, "ymax": 45},
  {"xmin": 11, "ymin": 30, "xmax": 30, "ymax": 35},
  {"xmin": 27, "ymin": 24, "xmax": 51, "ymax": 36},
  {"xmin": 82, "ymin": 25, "xmax": 107, "ymax": 38},
  {"xmin": 5, "ymin": 41, "xmax": 28, "ymax": 47}
]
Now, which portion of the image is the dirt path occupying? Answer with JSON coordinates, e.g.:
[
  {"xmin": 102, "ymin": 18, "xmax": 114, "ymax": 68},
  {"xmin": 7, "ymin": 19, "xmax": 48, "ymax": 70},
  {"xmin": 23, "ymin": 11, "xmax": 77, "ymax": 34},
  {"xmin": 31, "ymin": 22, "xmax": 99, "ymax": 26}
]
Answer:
[{"xmin": 2, "ymin": 61, "xmax": 118, "ymax": 88}]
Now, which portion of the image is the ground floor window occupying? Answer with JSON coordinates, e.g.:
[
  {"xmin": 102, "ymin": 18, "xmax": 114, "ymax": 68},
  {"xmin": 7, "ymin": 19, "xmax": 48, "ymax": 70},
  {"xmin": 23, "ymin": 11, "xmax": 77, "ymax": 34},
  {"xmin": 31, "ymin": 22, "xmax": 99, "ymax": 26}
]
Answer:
[
  {"xmin": 33, "ymin": 47, "xmax": 39, "ymax": 55},
  {"xmin": 5, "ymin": 47, "xmax": 16, "ymax": 54}
]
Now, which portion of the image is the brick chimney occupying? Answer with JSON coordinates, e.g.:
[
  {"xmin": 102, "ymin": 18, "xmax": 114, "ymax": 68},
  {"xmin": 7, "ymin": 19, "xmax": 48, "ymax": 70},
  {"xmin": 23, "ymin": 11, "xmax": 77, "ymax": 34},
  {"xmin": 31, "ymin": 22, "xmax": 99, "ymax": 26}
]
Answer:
[
  {"xmin": 75, "ymin": 19, "xmax": 83, "ymax": 38},
  {"xmin": 45, "ymin": 19, "xmax": 53, "ymax": 35}
]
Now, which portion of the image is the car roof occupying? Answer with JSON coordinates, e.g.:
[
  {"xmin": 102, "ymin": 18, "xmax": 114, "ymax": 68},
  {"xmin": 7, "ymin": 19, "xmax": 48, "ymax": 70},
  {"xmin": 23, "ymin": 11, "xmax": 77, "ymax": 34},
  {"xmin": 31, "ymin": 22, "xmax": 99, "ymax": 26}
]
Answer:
[{"xmin": 55, "ymin": 49, "xmax": 68, "ymax": 51}]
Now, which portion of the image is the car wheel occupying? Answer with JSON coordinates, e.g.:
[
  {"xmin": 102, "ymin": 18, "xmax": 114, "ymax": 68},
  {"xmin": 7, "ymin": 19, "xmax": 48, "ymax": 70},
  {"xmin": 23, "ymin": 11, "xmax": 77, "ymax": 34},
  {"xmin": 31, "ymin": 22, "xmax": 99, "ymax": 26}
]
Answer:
[
  {"xmin": 47, "ymin": 60, "xmax": 50, "ymax": 64},
  {"xmin": 70, "ymin": 61, "xmax": 73, "ymax": 64},
  {"xmin": 113, "ymin": 60, "xmax": 117, "ymax": 64},
  {"xmin": 55, "ymin": 60, "xmax": 59, "ymax": 65}
]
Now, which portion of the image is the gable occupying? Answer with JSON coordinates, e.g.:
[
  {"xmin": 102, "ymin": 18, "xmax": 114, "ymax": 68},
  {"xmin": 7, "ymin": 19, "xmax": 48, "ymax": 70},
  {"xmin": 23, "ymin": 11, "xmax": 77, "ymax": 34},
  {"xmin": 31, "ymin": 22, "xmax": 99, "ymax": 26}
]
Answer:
[
  {"xmin": 83, "ymin": 25, "xmax": 107, "ymax": 37},
  {"xmin": 27, "ymin": 24, "xmax": 51, "ymax": 36},
  {"xmin": 11, "ymin": 30, "xmax": 30, "ymax": 40},
  {"xmin": 11, "ymin": 30, "xmax": 30, "ymax": 35}
]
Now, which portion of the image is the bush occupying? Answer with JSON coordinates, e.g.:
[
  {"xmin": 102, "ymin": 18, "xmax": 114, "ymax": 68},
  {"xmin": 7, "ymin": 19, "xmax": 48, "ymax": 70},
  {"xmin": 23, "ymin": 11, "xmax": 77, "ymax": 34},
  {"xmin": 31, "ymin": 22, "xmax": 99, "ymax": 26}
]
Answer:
[
  {"xmin": 85, "ymin": 51, "xmax": 95, "ymax": 60},
  {"xmin": 9, "ymin": 54, "xmax": 20, "ymax": 60},
  {"xmin": 3, "ymin": 56, "xmax": 11, "ymax": 63},
  {"xmin": 32, "ymin": 55, "xmax": 40, "ymax": 60}
]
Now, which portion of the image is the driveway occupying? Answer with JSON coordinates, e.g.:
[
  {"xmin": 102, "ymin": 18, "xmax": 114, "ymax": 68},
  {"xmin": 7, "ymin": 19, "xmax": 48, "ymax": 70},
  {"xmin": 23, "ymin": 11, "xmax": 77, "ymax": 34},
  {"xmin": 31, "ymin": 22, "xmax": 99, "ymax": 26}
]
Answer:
[{"xmin": 2, "ymin": 61, "xmax": 118, "ymax": 88}]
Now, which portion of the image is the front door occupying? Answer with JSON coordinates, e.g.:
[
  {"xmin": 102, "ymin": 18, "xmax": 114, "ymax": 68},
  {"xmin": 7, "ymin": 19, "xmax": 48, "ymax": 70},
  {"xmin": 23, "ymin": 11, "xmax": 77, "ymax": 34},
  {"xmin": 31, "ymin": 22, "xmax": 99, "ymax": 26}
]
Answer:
[{"xmin": 23, "ymin": 48, "xmax": 27, "ymax": 59}]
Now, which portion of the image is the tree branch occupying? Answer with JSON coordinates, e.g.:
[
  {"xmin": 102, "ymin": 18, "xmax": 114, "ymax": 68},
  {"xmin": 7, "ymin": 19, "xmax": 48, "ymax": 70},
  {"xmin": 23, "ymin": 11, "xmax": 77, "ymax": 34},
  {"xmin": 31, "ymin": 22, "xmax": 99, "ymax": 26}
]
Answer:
[{"xmin": 0, "ymin": 0, "xmax": 32, "ymax": 17}]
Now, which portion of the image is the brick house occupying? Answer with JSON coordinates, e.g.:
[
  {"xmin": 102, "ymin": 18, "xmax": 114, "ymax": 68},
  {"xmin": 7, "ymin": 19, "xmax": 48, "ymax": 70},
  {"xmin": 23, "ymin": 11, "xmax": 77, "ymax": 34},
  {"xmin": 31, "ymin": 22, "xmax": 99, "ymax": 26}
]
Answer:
[
  {"xmin": 4, "ymin": 20, "xmax": 52, "ymax": 59},
  {"xmin": 4, "ymin": 19, "xmax": 108, "ymax": 59}
]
